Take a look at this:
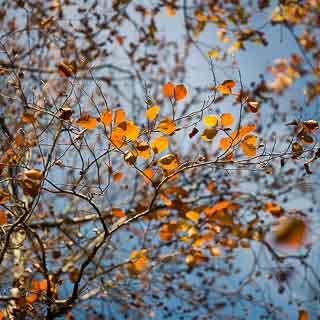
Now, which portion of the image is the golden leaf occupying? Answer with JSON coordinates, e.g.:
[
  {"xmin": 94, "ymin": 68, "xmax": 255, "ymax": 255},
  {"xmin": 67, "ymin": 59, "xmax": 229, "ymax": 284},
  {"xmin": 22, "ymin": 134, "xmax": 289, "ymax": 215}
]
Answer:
[
  {"xmin": 217, "ymin": 80, "xmax": 236, "ymax": 95},
  {"xmin": 201, "ymin": 128, "xmax": 217, "ymax": 141},
  {"xmin": 220, "ymin": 113, "xmax": 234, "ymax": 126},
  {"xmin": 158, "ymin": 153, "xmax": 179, "ymax": 170},
  {"xmin": 100, "ymin": 110, "xmax": 112, "ymax": 126},
  {"xmin": 76, "ymin": 114, "xmax": 98, "ymax": 129},
  {"xmin": 203, "ymin": 115, "xmax": 218, "ymax": 126},
  {"xmin": 151, "ymin": 136, "xmax": 169, "ymax": 153},
  {"xmin": 157, "ymin": 117, "xmax": 176, "ymax": 135},
  {"xmin": 146, "ymin": 105, "xmax": 160, "ymax": 121}
]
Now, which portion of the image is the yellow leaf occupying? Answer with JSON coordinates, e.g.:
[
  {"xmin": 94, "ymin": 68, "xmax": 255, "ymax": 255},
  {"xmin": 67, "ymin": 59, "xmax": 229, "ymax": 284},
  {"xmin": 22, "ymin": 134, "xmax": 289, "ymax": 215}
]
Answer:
[
  {"xmin": 128, "ymin": 250, "xmax": 148, "ymax": 276},
  {"xmin": 174, "ymin": 84, "xmax": 188, "ymax": 101},
  {"xmin": 186, "ymin": 210, "xmax": 200, "ymax": 222},
  {"xmin": 157, "ymin": 117, "xmax": 176, "ymax": 135},
  {"xmin": 125, "ymin": 120, "xmax": 140, "ymax": 141},
  {"xmin": 76, "ymin": 114, "xmax": 98, "ymax": 129},
  {"xmin": 158, "ymin": 153, "xmax": 179, "ymax": 170},
  {"xmin": 208, "ymin": 49, "xmax": 219, "ymax": 58},
  {"xmin": 114, "ymin": 108, "xmax": 126, "ymax": 126},
  {"xmin": 146, "ymin": 105, "xmax": 160, "ymax": 121},
  {"xmin": 201, "ymin": 128, "xmax": 217, "ymax": 142},
  {"xmin": 162, "ymin": 82, "xmax": 175, "ymax": 97},
  {"xmin": 151, "ymin": 136, "xmax": 169, "ymax": 153},
  {"xmin": 220, "ymin": 113, "xmax": 234, "ymax": 126},
  {"xmin": 100, "ymin": 110, "xmax": 112, "ymax": 126},
  {"xmin": 203, "ymin": 115, "xmax": 218, "ymax": 126},
  {"xmin": 217, "ymin": 80, "xmax": 236, "ymax": 95}
]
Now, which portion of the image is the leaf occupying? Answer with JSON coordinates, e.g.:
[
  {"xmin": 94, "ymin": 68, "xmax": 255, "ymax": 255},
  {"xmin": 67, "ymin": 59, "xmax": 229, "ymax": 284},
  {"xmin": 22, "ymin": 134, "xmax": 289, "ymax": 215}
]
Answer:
[
  {"xmin": 151, "ymin": 136, "xmax": 169, "ymax": 153},
  {"xmin": 57, "ymin": 61, "xmax": 76, "ymax": 77},
  {"xmin": 299, "ymin": 133, "xmax": 313, "ymax": 144},
  {"xmin": 208, "ymin": 49, "xmax": 219, "ymax": 58},
  {"xmin": 201, "ymin": 128, "xmax": 217, "ymax": 142},
  {"xmin": 292, "ymin": 142, "xmax": 303, "ymax": 158},
  {"xmin": 157, "ymin": 117, "xmax": 176, "ymax": 135},
  {"xmin": 240, "ymin": 135, "xmax": 257, "ymax": 157},
  {"xmin": 124, "ymin": 151, "xmax": 137, "ymax": 165},
  {"xmin": 142, "ymin": 168, "xmax": 154, "ymax": 181},
  {"xmin": 114, "ymin": 108, "xmax": 126, "ymax": 126},
  {"xmin": 0, "ymin": 189, "xmax": 9, "ymax": 204},
  {"xmin": 159, "ymin": 221, "xmax": 177, "ymax": 241},
  {"xmin": 273, "ymin": 217, "xmax": 308, "ymax": 248},
  {"xmin": 189, "ymin": 127, "xmax": 199, "ymax": 138},
  {"xmin": 0, "ymin": 210, "xmax": 7, "ymax": 225},
  {"xmin": 303, "ymin": 120, "xmax": 319, "ymax": 133},
  {"xmin": 100, "ymin": 110, "xmax": 112, "ymax": 126},
  {"xmin": 125, "ymin": 120, "xmax": 140, "ymax": 141},
  {"xmin": 146, "ymin": 105, "xmax": 160, "ymax": 121},
  {"xmin": 128, "ymin": 250, "xmax": 148, "ymax": 276},
  {"xmin": 264, "ymin": 202, "xmax": 284, "ymax": 217},
  {"xmin": 110, "ymin": 127, "xmax": 126, "ymax": 148},
  {"xmin": 162, "ymin": 82, "xmax": 175, "ymax": 97},
  {"xmin": 76, "ymin": 114, "xmax": 98, "ymax": 129},
  {"xmin": 174, "ymin": 84, "xmax": 188, "ymax": 101},
  {"xmin": 298, "ymin": 310, "xmax": 309, "ymax": 320},
  {"xmin": 58, "ymin": 107, "xmax": 73, "ymax": 120},
  {"xmin": 112, "ymin": 208, "xmax": 125, "ymax": 217},
  {"xmin": 158, "ymin": 153, "xmax": 179, "ymax": 170},
  {"xmin": 220, "ymin": 113, "xmax": 234, "ymax": 126},
  {"xmin": 166, "ymin": 5, "xmax": 176, "ymax": 16},
  {"xmin": 247, "ymin": 101, "xmax": 260, "ymax": 113},
  {"xmin": 186, "ymin": 210, "xmax": 200, "ymax": 222},
  {"xmin": 24, "ymin": 168, "xmax": 44, "ymax": 181},
  {"xmin": 113, "ymin": 172, "xmax": 123, "ymax": 182},
  {"xmin": 217, "ymin": 80, "xmax": 236, "ymax": 95},
  {"xmin": 203, "ymin": 115, "xmax": 218, "ymax": 126},
  {"xmin": 0, "ymin": 310, "xmax": 4, "ymax": 320}
]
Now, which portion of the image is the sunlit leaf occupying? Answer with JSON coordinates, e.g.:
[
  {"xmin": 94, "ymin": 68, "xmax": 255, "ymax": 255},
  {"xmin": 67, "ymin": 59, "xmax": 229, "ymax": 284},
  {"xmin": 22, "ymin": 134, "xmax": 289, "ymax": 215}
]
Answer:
[
  {"xmin": 221, "ymin": 113, "xmax": 234, "ymax": 126},
  {"xmin": 114, "ymin": 108, "xmax": 126, "ymax": 126},
  {"xmin": 208, "ymin": 49, "xmax": 219, "ymax": 58},
  {"xmin": 157, "ymin": 117, "xmax": 176, "ymax": 135},
  {"xmin": 203, "ymin": 115, "xmax": 218, "ymax": 126},
  {"xmin": 273, "ymin": 217, "xmax": 308, "ymax": 248},
  {"xmin": 142, "ymin": 168, "xmax": 154, "ymax": 181},
  {"xmin": 57, "ymin": 61, "xmax": 76, "ymax": 77},
  {"xmin": 159, "ymin": 221, "xmax": 178, "ymax": 241},
  {"xmin": 112, "ymin": 208, "xmax": 125, "ymax": 218},
  {"xmin": 24, "ymin": 168, "xmax": 43, "ymax": 181},
  {"xmin": 201, "ymin": 128, "xmax": 217, "ymax": 141},
  {"xmin": 124, "ymin": 151, "xmax": 137, "ymax": 165},
  {"xmin": 174, "ymin": 84, "xmax": 188, "ymax": 101},
  {"xmin": 100, "ymin": 110, "xmax": 112, "ymax": 126},
  {"xmin": 162, "ymin": 82, "xmax": 175, "ymax": 97},
  {"xmin": 146, "ymin": 105, "xmax": 160, "ymax": 121},
  {"xmin": 186, "ymin": 210, "xmax": 200, "ymax": 222},
  {"xmin": 303, "ymin": 119, "xmax": 319, "ymax": 133},
  {"xmin": 217, "ymin": 80, "xmax": 236, "ymax": 95},
  {"xmin": 298, "ymin": 310, "xmax": 309, "ymax": 320},
  {"xmin": 110, "ymin": 127, "xmax": 126, "ymax": 148},
  {"xmin": 151, "ymin": 136, "xmax": 169, "ymax": 153},
  {"xmin": 264, "ymin": 202, "xmax": 284, "ymax": 217},
  {"xmin": 299, "ymin": 133, "xmax": 313, "ymax": 144},
  {"xmin": 166, "ymin": 5, "xmax": 176, "ymax": 16},
  {"xmin": 128, "ymin": 250, "xmax": 148, "ymax": 276},
  {"xmin": 113, "ymin": 171, "xmax": 123, "ymax": 182},
  {"xmin": 76, "ymin": 114, "xmax": 98, "ymax": 129},
  {"xmin": 247, "ymin": 101, "xmax": 260, "ymax": 113},
  {"xmin": 125, "ymin": 120, "xmax": 140, "ymax": 141},
  {"xmin": 158, "ymin": 153, "xmax": 179, "ymax": 170},
  {"xmin": 0, "ymin": 210, "xmax": 7, "ymax": 225}
]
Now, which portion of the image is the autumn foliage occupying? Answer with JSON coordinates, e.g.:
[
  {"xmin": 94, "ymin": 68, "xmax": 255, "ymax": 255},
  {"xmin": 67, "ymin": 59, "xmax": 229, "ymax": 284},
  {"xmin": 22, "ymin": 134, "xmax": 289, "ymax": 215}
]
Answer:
[{"xmin": 0, "ymin": 0, "xmax": 319, "ymax": 319}]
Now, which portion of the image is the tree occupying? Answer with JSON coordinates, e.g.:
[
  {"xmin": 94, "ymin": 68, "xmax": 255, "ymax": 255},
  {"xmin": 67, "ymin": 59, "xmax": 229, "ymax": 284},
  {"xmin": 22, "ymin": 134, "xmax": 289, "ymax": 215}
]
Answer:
[{"xmin": 0, "ymin": 0, "xmax": 319, "ymax": 319}]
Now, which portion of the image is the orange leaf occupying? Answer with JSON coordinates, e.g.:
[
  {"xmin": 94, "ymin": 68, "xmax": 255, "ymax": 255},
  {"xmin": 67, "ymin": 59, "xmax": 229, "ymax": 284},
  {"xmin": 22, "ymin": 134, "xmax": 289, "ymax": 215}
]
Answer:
[
  {"xmin": 0, "ymin": 310, "xmax": 4, "ymax": 320},
  {"xmin": 265, "ymin": 202, "xmax": 284, "ymax": 217},
  {"xmin": 114, "ymin": 108, "xmax": 126, "ymax": 126},
  {"xmin": 273, "ymin": 217, "xmax": 308, "ymax": 248},
  {"xmin": 146, "ymin": 105, "xmax": 160, "ymax": 121},
  {"xmin": 166, "ymin": 5, "xmax": 176, "ymax": 16},
  {"xmin": 112, "ymin": 208, "xmax": 125, "ymax": 218},
  {"xmin": 128, "ymin": 250, "xmax": 149, "ymax": 276},
  {"xmin": 0, "ymin": 210, "xmax": 7, "ymax": 225},
  {"xmin": 151, "ymin": 136, "xmax": 169, "ymax": 153},
  {"xmin": 220, "ymin": 113, "xmax": 234, "ymax": 126},
  {"xmin": 110, "ymin": 127, "xmax": 126, "ymax": 148},
  {"xmin": 113, "ymin": 172, "xmax": 123, "ymax": 182},
  {"xmin": 298, "ymin": 310, "xmax": 309, "ymax": 320},
  {"xmin": 125, "ymin": 120, "xmax": 140, "ymax": 141},
  {"xmin": 241, "ymin": 143, "xmax": 256, "ymax": 157},
  {"xmin": 142, "ymin": 168, "xmax": 154, "ymax": 181},
  {"xmin": 157, "ymin": 117, "xmax": 176, "ymax": 135},
  {"xmin": 186, "ymin": 210, "xmax": 200, "ymax": 222},
  {"xmin": 174, "ymin": 84, "xmax": 188, "ymax": 101},
  {"xmin": 217, "ymin": 80, "xmax": 236, "ymax": 95},
  {"xmin": 162, "ymin": 82, "xmax": 175, "ymax": 97},
  {"xmin": 100, "ymin": 110, "xmax": 112, "ymax": 126},
  {"xmin": 76, "ymin": 114, "xmax": 98, "ymax": 129}
]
